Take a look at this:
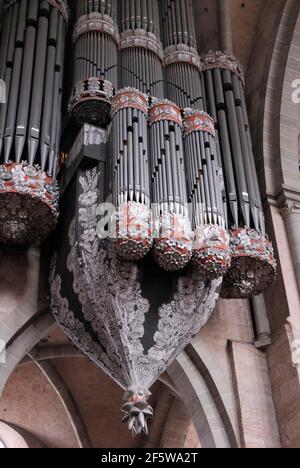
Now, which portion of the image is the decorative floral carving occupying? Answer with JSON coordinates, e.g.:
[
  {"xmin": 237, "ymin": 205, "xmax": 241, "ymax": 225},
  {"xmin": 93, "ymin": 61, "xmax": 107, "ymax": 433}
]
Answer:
[
  {"xmin": 73, "ymin": 12, "xmax": 120, "ymax": 45},
  {"xmin": 0, "ymin": 162, "xmax": 59, "ymax": 245},
  {"xmin": 114, "ymin": 202, "xmax": 153, "ymax": 261},
  {"xmin": 122, "ymin": 387, "xmax": 153, "ymax": 436},
  {"xmin": 69, "ymin": 78, "xmax": 114, "ymax": 127},
  {"xmin": 112, "ymin": 88, "xmax": 149, "ymax": 116},
  {"xmin": 149, "ymin": 100, "xmax": 182, "ymax": 126},
  {"xmin": 142, "ymin": 272, "xmax": 221, "ymax": 387},
  {"xmin": 120, "ymin": 30, "xmax": 164, "ymax": 62},
  {"xmin": 183, "ymin": 109, "xmax": 216, "ymax": 137},
  {"xmin": 153, "ymin": 212, "xmax": 193, "ymax": 272},
  {"xmin": 164, "ymin": 44, "xmax": 202, "ymax": 71},
  {"xmin": 221, "ymin": 227, "xmax": 277, "ymax": 299},
  {"xmin": 192, "ymin": 225, "xmax": 231, "ymax": 279},
  {"xmin": 202, "ymin": 50, "xmax": 245, "ymax": 84}
]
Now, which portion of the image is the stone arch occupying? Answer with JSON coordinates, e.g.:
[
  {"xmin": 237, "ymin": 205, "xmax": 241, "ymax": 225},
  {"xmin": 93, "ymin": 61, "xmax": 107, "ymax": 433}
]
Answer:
[
  {"xmin": 0, "ymin": 422, "xmax": 29, "ymax": 448},
  {"xmin": 245, "ymin": 0, "xmax": 300, "ymax": 326},
  {"xmin": 262, "ymin": 0, "xmax": 300, "ymax": 197},
  {"xmin": 244, "ymin": 0, "xmax": 300, "ymax": 202},
  {"xmin": 31, "ymin": 358, "xmax": 91, "ymax": 448},
  {"xmin": 0, "ymin": 246, "xmax": 56, "ymax": 395},
  {"xmin": 0, "ymin": 421, "xmax": 46, "ymax": 448},
  {"xmin": 0, "ymin": 313, "xmax": 55, "ymax": 395},
  {"xmin": 275, "ymin": 5, "xmax": 300, "ymax": 294},
  {"xmin": 167, "ymin": 345, "xmax": 239, "ymax": 449},
  {"xmin": 159, "ymin": 398, "xmax": 201, "ymax": 448},
  {"xmin": 277, "ymin": 4, "xmax": 300, "ymax": 193},
  {"xmin": 0, "ymin": 421, "xmax": 48, "ymax": 448}
]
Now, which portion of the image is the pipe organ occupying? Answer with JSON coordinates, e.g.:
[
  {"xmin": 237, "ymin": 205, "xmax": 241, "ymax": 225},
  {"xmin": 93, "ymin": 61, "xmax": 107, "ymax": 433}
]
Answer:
[
  {"xmin": 112, "ymin": 88, "xmax": 152, "ymax": 261},
  {"xmin": 120, "ymin": 0, "xmax": 164, "ymax": 98},
  {"xmin": 0, "ymin": 0, "xmax": 67, "ymax": 245},
  {"xmin": 182, "ymin": 109, "xmax": 231, "ymax": 279},
  {"xmin": 68, "ymin": 0, "xmax": 118, "ymax": 126},
  {"xmin": 150, "ymin": 99, "xmax": 192, "ymax": 272},
  {"xmin": 202, "ymin": 51, "xmax": 276, "ymax": 298},
  {"xmin": 0, "ymin": 0, "xmax": 277, "ymax": 437},
  {"xmin": 0, "ymin": 0, "xmax": 277, "ymax": 291},
  {"xmin": 162, "ymin": 0, "xmax": 205, "ymax": 111}
]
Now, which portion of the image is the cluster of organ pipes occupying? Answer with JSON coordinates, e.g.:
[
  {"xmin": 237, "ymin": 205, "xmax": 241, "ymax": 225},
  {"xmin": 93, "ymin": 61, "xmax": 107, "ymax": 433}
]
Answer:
[
  {"xmin": 120, "ymin": 0, "xmax": 164, "ymax": 99},
  {"xmin": 69, "ymin": 0, "xmax": 118, "ymax": 126},
  {"xmin": 182, "ymin": 110, "xmax": 231, "ymax": 279},
  {"xmin": 110, "ymin": 0, "xmax": 276, "ymax": 296},
  {"xmin": 0, "ymin": 0, "xmax": 278, "ymax": 437},
  {"xmin": 112, "ymin": 88, "xmax": 153, "ymax": 262},
  {"xmin": 203, "ymin": 52, "xmax": 264, "ymax": 233},
  {"xmin": 76, "ymin": 0, "xmax": 117, "ymax": 20},
  {"xmin": 121, "ymin": 0, "xmax": 160, "ymax": 35},
  {"xmin": 0, "ymin": 0, "xmax": 66, "ymax": 172},
  {"xmin": 0, "ymin": 0, "xmax": 67, "ymax": 245},
  {"xmin": 161, "ymin": 0, "xmax": 197, "ymax": 48},
  {"xmin": 163, "ymin": 0, "xmax": 206, "ymax": 111},
  {"xmin": 0, "ymin": 0, "xmax": 277, "ymax": 300}
]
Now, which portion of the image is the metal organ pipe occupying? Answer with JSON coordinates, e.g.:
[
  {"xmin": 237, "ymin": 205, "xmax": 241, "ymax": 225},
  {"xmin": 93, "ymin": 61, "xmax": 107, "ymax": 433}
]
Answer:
[
  {"xmin": 111, "ymin": 88, "xmax": 152, "ymax": 261},
  {"xmin": 4, "ymin": 0, "xmax": 28, "ymax": 164},
  {"xmin": 218, "ymin": 0, "xmax": 233, "ymax": 54},
  {"xmin": 68, "ymin": 0, "xmax": 119, "ymax": 127},
  {"xmin": 0, "ymin": 0, "xmax": 68, "ymax": 245},
  {"xmin": 157, "ymin": 0, "xmax": 231, "ymax": 280},
  {"xmin": 202, "ymin": 51, "xmax": 276, "ymax": 298},
  {"xmin": 120, "ymin": 0, "xmax": 164, "ymax": 99},
  {"xmin": 149, "ymin": 100, "xmax": 193, "ymax": 272},
  {"xmin": 182, "ymin": 109, "xmax": 231, "ymax": 279},
  {"xmin": 162, "ymin": 0, "xmax": 205, "ymax": 111}
]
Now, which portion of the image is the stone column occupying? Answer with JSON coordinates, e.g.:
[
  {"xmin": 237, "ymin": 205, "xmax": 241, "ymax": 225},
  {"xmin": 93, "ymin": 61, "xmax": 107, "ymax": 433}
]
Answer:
[
  {"xmin": 252, "ymin": 294, "xmax": 271, "ymax": 348},
  {"xmin": 281, "ymin": 202, "xmax": 300, "ymax": 293}
]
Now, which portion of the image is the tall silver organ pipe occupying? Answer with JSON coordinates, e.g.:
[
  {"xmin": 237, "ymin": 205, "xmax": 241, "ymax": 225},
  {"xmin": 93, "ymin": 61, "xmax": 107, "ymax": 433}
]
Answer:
[
  {"xmin": 112, "ymin": 88, "xmax": 152, "ymax": 261},
  {"xmin": 76, "ymin": 0, "xmax": 117, "ymax": 20},
  {"xmin": 202, "ymin": 51, "xmax": 276, "ymax": 298},
  {"xmin": 161, "ymin": 0, "xmax": 197, "ymax": 48},
  {"xmin": 182, "ymin": 109, "xmax": 231, "ymax": 279},
  {"xmin": 0, "ymin": 0, "xmax": 68, "ymax": 246},
  {"xmin": 68, "ymin": 0, "xmax": 119, "ymax": 127},
  {"xmin": 161, "ymin": 0, "xmax": 205, "ymax": 111},
  {"xmin": 120, "ymin": 0, "xmax": 164, "ymax": 99},
  {"xmin": 149, "ymin": 99, "xmax": 193, "ymax": 272}
]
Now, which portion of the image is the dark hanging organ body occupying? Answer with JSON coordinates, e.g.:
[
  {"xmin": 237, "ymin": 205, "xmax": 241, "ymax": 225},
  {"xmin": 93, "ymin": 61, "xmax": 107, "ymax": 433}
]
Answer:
[
  {"xmin": 0, "ymin": 0, "xmax": 67, "ymax": 245},
  {"xmin": 202, "ymin": 51, "xmax": 276, "ymax": 298},
  {"xmin": 68, "ymin": 0, "xmax": 119, "ymax": 127},
  {"xmin": 0, "ymin": 0, "xmax": 275, "ymax": 436}
]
